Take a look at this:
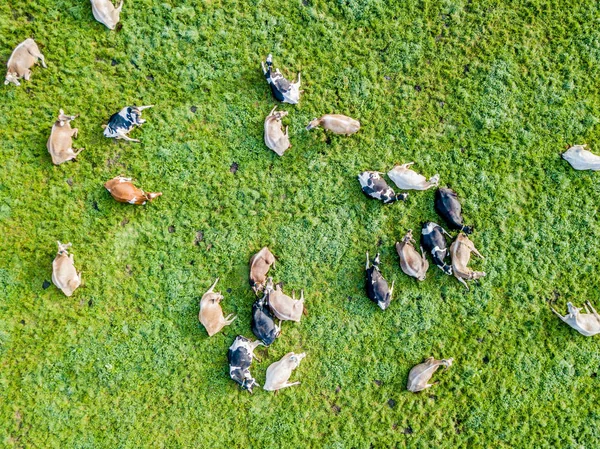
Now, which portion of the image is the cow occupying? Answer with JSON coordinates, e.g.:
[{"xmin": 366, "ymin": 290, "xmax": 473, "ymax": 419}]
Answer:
[
  {"xmin": 5, "ymin": 39, "xmax": 46, "ymax": 86},
  {"xmin": 102, "ymin": 105, "xmax": 153, "ymax": 142},
  {"xmin": 263, "ymin": 352, "xmax": 306, "ymax": 391},
  {"xmin": 265, "ymin": 278, "xmax": 304, "ymax": 322},
  {"xmin": 227, "ymin": 336, "xmax": 264, "ymax": 393},
  {"xmin": 562, "ymin": 144, "xmax": 600, "ymax": 171},
  {"xmin": 358, "ymin": 171, "xmax": 408, "ymax": 204},
  {"xmin": 396, "ymin": 229, "xmax": 429, "ymax": 281},
  {"xmin": 52, "ymin": 241, "xmax": 82, "ymax": 297},
  {"xmin": 365, "ymin": 252, "xmax": 394, "ymax": 310},
  {"xmin": 420, "ymin": 222, "xmax": 453, "ymax": 275},
  {"xmin": 407, "ymin": 357, "xmax": 453, "ymax": 393},
  {"xmin": 47, "ymin": 110, "xmax": 83, "ymax": 165},
  {"xmin": 90, "ymin": 0, "xmax": 123, "ymax": 30},
  {"xmin": 104, "ymin": 176, "xmax": 162, "ymax": 205},
  {"xmin": 199, "ymin": 278, "xmax": 237, "ymax": 337},
  {"xmin": 387, "ymin": 162, "xmax": 439, "ymax": 191},
  {"xmin": 264, "ymin": 106, "xmax": 291, "ymax": 156},
  {"xmin": 551, "ymin": 302, "xmax": 600, "ymax": 337},
  {"xmin": 249, "ymin": 247, "xmax": 275, "ymax": 294},
  {"xmin": 450, "ymin": 233, "xmax": 485, "ymax": 290},
  {"xmin": 261, "ymin": 54, "xmax": 301, "ymax": 104},
  {"xmin": 251, "ymin": 291, "xmax": 281, "ymax": 346},
  {"xmin": 434, "ymin": 188, "xmax": 473, "ymax": 234},
  {"xmin": 305, "ymin": 114, "xmax": 360, "ymax": 135}
]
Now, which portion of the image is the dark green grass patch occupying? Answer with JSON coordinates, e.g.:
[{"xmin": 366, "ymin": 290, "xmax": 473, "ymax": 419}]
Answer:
[{"xmin": 2, "ymin": 0, "xmax": 600, "ymax": 447}]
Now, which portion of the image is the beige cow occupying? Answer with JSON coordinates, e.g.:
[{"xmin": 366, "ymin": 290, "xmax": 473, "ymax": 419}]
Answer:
[
  {"xmin": 104, "ymin": 176, "xmax": 162, "ymax": 205},
  {"xmin": 387, "ymin": 162, "xmax": 439, "ymax": 191},
  {"xmin": 264, "ymin": 106, "xmax": 291, "ymax": 156},
  {"xmin": 199, "ymin": 278, "xmax": 237, "ymax": 337},
  {"xmin": 396, "ymin": 230, "xmax": 429, "ymax": 281},
  {"xmin": 91, "ymin": 0, "xmax": 123, "ymax": 30},
  {"xmin": 52, "ymin": 241, "xmax": 81, "ymax": 297},
  {"xmin": 249, "ymin": 247, "xmax": 275, "ymax": 294},
  {"xmin": 450, "ymin": 233, "xmax": 485, "ymax": 290},
  {"xmin": 265, "ymin": 277, "xmax": 304, "ymax": 322},
  {"xmin": 306, "ymin": 114, "xmax": 360, "ymax": 135},
  {"xmin": 264, "ymin": 352, "xmax": 306, "ymax": 391},
  {"xmin": 5, "ymin": 39, "xmax": 46, "ymax": 86},
  {"xmin": 551, "ymin": 302, "xmax": 600, "ymax": 337},
  {"xmin": 47, "ymin": 110, "xmax": 83, "ymax": 165},
  {"xmin": 407, "ymin": 357, "xmax": 453, "ymax": 393}
]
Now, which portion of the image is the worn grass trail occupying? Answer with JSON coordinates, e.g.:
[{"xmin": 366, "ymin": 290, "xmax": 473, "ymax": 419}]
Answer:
[{"xmin": 1, "ymin": 1, "xmax": 600, "ymax": 448}]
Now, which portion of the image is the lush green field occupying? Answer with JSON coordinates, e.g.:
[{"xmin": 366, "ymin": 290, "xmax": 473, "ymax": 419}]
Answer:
[{"xmin": 2, "ymin": 0, "xmax": 600, "ymax": 447}]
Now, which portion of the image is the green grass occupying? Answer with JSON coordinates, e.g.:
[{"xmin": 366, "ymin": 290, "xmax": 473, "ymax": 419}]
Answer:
[{"xmin": 2, "ymin": 0, "xmax": 600, "ymax": 447}]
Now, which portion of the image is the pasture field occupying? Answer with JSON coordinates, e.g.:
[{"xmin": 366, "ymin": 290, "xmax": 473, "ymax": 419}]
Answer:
[{"xmin": 1, "ymin": 0, "xmax": 600, "ymax": 447}]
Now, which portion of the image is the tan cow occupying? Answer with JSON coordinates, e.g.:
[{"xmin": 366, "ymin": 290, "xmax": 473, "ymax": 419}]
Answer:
[
  {"xmin": 306, "ymin": 114, "xmax": 360, "ymax": 135},
  {"xmin": 5, "ymin": 39, "xmax": 46, "ymax": 86},
  {"xmin": 199, "ymin": 278, "xmax": 237, "ymax": 337},
  {"xmin": 265, "ymin": 277, "xmax": 304, "ymax": 322},
  {"xmin": 396, "ymin": 230, "xmax": 429, "ymax": 281},
  {"xmin": 450, "ymin": 233, "xmax": 485, "ymax": 290},
  {"xmin": 264, "ymin": 352, "xmax": 306, "ymax": 391},
  {"xmin": 264, "ymin": 106, "xmax": 291, "ymax": 156},
  {"xmin": 249, "ymin": 247, "xmax": 275, "ymax": 294},
  {"xmin": 91, "ymin": 0, "xmax": 123, "ymax": 30},
  {"xmin": 551, "ymin": 302, "xmax": 600, "ymax": 337},
  {"xmin": 104, "ymin": 176, "xmax": 162, "ymax": 205},
  {"xmin": 387, "ymin": 162, "xmax": 439, "ymax": 191},
  {"xmin": 407, "ymin": 357, "xmax": 453, "ymax": 393},
  {"xmin": 47, "ymin": 110, "xmax": 83, "ymax": 165},
  {"xmin": 52, "ymin": 241, "xmax": 82, "ymax": 297}
]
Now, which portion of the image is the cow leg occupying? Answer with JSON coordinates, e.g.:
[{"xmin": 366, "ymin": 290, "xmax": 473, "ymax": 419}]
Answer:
[
  {"xmin": 471, "ymin": 245, "xmax": 484, "ymax": 259},
  {"xmin": 116, "ymin": 131, "xmax": 140, "ymax": 142},
  {"xmin": 282, "ymin": 381, "xmax": 301, "ymax": 389},
  {"xmin": 366, "ymin": 251, "xmax": 370, "ymax": 269},
  {"xmin": 24, "ymin": 70, "xmax": 31, "ymax": 81},
  {"xmin": 586, "ymin": 301, "xmax": 600, "ymax": 320},
  {"xmin": 71, "ymin": 128, "xmax": 79, "ymax": 138},
  {"xmin": 456, "ymin": 276, "xmax": 469, "ymax": 290},
  {"xmin": 550, "ymin": 307, "xmax": 567, "ymax": 322}
]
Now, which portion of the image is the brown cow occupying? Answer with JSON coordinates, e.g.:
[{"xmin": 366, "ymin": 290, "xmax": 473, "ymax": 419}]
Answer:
[
  {"xmin": 47, "ymin": 110, "xmax": 83, "ymax": 165},
  {"xmin": 249, "ymin": 247, "xmax": 275, "ymax": 294},
  {"xmin": 104, "ymin": 176, "xmax": 162, "ymax": 205},
  {"xmin": 5, "ymin": 39, "xmax": 47, "ymax": 86}
]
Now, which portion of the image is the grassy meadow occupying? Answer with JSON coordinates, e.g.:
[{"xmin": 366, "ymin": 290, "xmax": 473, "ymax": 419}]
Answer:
[{"xmin": 1, "ymin": 0, "xmax": 600, "ymax": 447}]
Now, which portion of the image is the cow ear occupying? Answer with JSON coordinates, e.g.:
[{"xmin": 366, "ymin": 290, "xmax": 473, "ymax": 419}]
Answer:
[{"xmin": 59, "ymin": 109, "xmax": 64, "ymax": 115}]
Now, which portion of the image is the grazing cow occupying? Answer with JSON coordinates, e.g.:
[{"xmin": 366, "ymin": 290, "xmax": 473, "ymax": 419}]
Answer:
[
  {"xmin": 264, "ymin": 106, "xmax": 291, "ymax": 156},
  {"xmin": 450, "ymin": 233, "xmax": 485, "ymax": 290},
  {"xmin": 387, "ymin": 162, "xmax": 439, "ymax": 191},
  {"xmin": 104, "ymin": 176, "xmax": 162, "ymax": 205},
  {"xmin": 199, "ymin": 278, "xmax": 237, "ymax": 337},
  {"xmin": 227, "ymin": 336, "xmax": 264, "ymax": 393},
  {"xmin": 434, "ymin": 188, "xmax": 473, "ymax": 234},
  {"xmin": 102, "ymin": 105, "xmax": 152, "ymax": 142},
  {"xmin": 261, "ymin": 54, "xmax": 301, "ymax": 104},
  {"xmin": 396, "ymin": 230, "xmax": 429, "ymax": 281},
  {"xmin": 47, "ymin": 110, "xmax": 83, "ymax": 165},
  {"xmin": 365, "ymin": 252, "xmax": 394, "ymax": 310},
  {"xmin": 264, "ymin": 352, "xmax": 306, "ymax": 391},
  {"xmin": 52, "ymin": 241, "xmax": 81, "ymax": 297},
  {"xmin": 5, "ymin": 39, "xmax": 46, "ymax": 86},
  {"xmin": 305, "ymin": 114, "xmax": 360, "ymax": 135},
  {"xmin": 551, "ymin": 302, "xmax": 600, "ymax": 337},
  {"xmin": 420, "ymin": 222, "xmax": 453, "ymax": 275},
  {"xmin": 562, "ymin": 144, "xmax": 600, "ymax": 171},
  {"xmin": 91, "ymin": 0, "xmax": 123, "ymax": 30},
  {"xmin": 407, "ymin": 357, "xmax": 453, "ymax": 393},
  {"xmin": 358, "ymin": 171, "xmax": 408, "ymax": 204},
  {"xmin": 265, "ymin": 278, "xmax": 304, "ymax": 322},
  {"xmin": 249, "ymin": 247, "xmax": 275, "ymax": 294},
  {"xmin": 251, "ymin": 291, "xmax": 281, "ymax": 346}
]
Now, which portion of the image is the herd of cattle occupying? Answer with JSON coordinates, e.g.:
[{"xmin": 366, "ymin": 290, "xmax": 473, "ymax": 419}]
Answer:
[{"xmin": 7, "ymin": 1, "xmax": 600, "ymax": 394}]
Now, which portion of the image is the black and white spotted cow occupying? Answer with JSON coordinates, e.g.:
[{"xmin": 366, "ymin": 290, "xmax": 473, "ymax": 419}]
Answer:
[
  {"xmin": 227, "ymin": 336, "xmax": 264, "ymax": 393},
  {"xmin": 102, "ymin": 105, "xmax": 153, "ymax": 142},
  {"xmin": 365, "ymin": 252, "xmax": 394, "ymax": 310},
  {"xmin": 251, "ymin": 293, "xmax": 281, "ymax": 346},
  {"xmin": 261, "ymin": 54, "xmax": 301, "ymax": 104},
  {"xmin": 358, "ymin": 171, "xmax": 408, "ymax": 204},
  {"xmin": 420, "ymin": 222, "xmax": 453, "ymax": 275}
]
